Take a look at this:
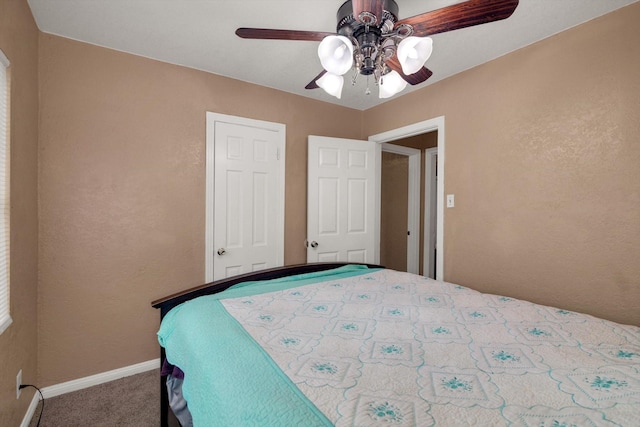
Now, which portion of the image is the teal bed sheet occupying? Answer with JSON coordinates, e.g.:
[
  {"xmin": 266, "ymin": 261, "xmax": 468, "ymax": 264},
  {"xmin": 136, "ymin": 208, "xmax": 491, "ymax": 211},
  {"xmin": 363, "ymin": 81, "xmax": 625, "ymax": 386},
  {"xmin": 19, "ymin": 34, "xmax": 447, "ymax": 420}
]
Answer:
[{"xmin": 157, "ymin": 265, "xmax": 379, "ymax": 426}]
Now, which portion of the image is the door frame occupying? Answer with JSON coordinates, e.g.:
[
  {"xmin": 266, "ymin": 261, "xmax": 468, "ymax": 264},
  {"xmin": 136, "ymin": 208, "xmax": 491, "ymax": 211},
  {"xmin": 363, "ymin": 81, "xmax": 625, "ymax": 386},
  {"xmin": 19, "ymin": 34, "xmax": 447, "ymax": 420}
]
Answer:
[
  {"xmin": 424, "ymin": 147, "xmax": 438, "ymax": 279},
  {"xmin": 380, "ymin": 143, "xmax": 420, "ymax": 274},
  {"xmin": 205, "ymin": 112, "xmax": 286, "ymax": 282},
  {"xmin": 369, "ymin": 116, "xmax": 445, "ymax": 280}
]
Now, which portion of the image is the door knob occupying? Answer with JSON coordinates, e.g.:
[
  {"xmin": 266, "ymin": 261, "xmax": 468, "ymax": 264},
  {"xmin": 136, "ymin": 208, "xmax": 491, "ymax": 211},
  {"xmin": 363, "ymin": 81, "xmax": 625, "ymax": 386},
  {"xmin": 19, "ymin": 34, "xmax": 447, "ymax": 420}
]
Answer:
[
  {"xmin": 217, "ymin": 248, "xmax": 226, "ymax": 256},
  {"xmin": 310, "ymin": 241, "xmax": 319, "ymax": 248}
]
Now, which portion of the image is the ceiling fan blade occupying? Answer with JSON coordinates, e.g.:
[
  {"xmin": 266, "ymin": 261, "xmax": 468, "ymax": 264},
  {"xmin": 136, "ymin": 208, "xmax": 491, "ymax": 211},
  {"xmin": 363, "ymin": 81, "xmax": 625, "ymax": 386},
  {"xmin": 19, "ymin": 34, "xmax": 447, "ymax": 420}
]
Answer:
[
  {"xmin": 236, "ymin": 28, "xmax": 334, "ymax": 42},
  {"xmin": 352, "ymin": 0, "xmax": 385, "ymax": 25},
  {"xmin": 395, "ymin": 0, "xmax": 519, "ymax": 37},
  {"xmin": 386, "ymin": 57, "xmax": 433, "ymax": 85},
  {"xmin": 305, "ymin": 70, "xmax": 327, "ymax": 90}
]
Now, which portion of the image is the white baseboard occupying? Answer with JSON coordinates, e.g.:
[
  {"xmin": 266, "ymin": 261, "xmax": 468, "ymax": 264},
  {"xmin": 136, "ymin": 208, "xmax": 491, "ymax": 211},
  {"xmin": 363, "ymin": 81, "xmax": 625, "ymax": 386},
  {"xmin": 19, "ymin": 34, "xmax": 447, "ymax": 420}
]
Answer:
[
  {"xmin": 20, "ymin": 358, "xmax": 160, "ymax": 426},
  {"xmin": 20, "ymin": 391, "xmax": 41, "ymax": 427},
  {"xmin": 42, "ymin": 358, "xmax": 160, "ymax": 399}
]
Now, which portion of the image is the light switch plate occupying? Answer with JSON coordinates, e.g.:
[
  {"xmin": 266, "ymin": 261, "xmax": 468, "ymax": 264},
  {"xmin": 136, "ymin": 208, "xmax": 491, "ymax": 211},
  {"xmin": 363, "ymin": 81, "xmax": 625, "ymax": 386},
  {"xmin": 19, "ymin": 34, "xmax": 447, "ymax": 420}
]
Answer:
[{"xmin": 447, "ymin": 194, "xmax": 455, "ymax": 208}]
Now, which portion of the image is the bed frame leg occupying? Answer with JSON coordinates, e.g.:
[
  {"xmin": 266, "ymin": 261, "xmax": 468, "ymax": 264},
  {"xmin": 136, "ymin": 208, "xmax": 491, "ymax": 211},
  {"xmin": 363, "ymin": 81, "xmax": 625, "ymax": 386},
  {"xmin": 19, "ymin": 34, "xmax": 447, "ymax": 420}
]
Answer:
[{"xmin": 160, "ymin": 349, "xmax": 170, "ymax": 427}]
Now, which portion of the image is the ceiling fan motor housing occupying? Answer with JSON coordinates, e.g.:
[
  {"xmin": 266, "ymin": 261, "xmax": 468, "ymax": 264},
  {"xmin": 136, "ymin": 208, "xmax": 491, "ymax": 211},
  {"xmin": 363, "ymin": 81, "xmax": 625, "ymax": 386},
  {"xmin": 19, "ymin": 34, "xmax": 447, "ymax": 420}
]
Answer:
[
  {"xmin": 336, "ymin": 0, "xmax": 400, "ymax": 75},
  {"xmin": 336, "ymin": 0, "xmax": 399, "ymax": 36}
]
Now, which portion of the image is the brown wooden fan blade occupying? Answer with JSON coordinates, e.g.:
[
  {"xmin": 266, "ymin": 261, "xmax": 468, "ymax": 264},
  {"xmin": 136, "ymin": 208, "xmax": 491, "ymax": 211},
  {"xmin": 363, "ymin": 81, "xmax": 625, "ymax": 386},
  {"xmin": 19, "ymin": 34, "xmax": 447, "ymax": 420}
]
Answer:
[
  {"xmin": 352, "ymin": 0, "xmax": 385, "ymax": 25},
  {"xmin": 305, "ymin": 70, "xmax": 327, "ymax": 90},
  {"xmin": 395, "ymin": 0, "xmax": 519, "ymax": 37},
  {"xmin": 236, "ymin": 28, "xmax": 334, "ymax": 42},
  {"xmin": 386, "ymin": 57, "xmax": 433, "ymax": 85}
]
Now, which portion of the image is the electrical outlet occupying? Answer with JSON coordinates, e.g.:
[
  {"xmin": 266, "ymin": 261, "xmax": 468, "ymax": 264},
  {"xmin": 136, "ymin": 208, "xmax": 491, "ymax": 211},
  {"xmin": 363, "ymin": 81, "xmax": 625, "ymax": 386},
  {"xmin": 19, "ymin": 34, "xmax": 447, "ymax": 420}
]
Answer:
[{"xmin": 16, "ymin": 369, "xmax": 22, "ymax": 399}]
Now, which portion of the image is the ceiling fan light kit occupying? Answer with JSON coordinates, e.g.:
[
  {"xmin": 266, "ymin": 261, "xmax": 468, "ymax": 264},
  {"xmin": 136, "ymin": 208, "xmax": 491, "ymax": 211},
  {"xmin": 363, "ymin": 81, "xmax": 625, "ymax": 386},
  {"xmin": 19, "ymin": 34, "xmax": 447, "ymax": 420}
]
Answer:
[
  {"xmin": 318, "ymin": 35, "xmax": 354, "ymax": 76},
  {"xmin": 324, "ymin": 0, "xmax": 423, "ymax": 99},
  {"xmin": 378, "ymin": 70, "xmax": 407, "ymax": 99},
  {"xmin": 316, "ymin": 72, "xmax": 345, "ymax": 99},
  {"xmin": 236, "ymin": 0, "xmax": 519, "ymax": 101},
  {"xmin": 397, "ymin": 36, "xmax": 434, "ymax": 75}
]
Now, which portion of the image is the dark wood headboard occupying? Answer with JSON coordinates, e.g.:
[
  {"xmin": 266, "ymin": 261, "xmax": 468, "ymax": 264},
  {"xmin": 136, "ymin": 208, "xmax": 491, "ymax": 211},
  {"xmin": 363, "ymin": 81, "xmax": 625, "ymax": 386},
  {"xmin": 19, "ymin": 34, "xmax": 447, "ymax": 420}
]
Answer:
[{"xmin": 152, "ymin": 262, "xmax": 382, "ymax": 319}]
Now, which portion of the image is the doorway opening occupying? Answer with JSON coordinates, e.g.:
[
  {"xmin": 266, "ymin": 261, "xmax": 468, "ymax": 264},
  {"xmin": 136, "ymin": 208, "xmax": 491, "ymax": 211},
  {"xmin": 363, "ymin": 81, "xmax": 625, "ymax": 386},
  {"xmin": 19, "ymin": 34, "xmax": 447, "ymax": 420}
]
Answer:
[
  {"xmin": 369, "ymin": 117, "xmax": 445, "ymax": 280},
  {"xmin": 380, "ymin": 151, "xmax": 409, "ymax": 272},
  {"xmin": 379, "ymin": 144, "xmax": 420, "ymax": 274}
]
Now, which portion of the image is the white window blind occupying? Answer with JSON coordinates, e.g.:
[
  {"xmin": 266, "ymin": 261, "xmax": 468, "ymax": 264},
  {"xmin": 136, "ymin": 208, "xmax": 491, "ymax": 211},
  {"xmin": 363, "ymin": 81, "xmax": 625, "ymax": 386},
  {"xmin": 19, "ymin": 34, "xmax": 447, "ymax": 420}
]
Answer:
[{"xmin": 0, "ymin": 49, "xmax": 10, "ymax": 335}]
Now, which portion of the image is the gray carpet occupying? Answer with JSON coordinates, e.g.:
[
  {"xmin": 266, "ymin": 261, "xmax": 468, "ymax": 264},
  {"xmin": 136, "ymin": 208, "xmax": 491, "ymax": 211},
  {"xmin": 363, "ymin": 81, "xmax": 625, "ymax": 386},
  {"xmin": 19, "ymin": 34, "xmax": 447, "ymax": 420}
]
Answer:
[{"xmin": 28, "ymin": 369, "xmax": 160, "ymax": 427}]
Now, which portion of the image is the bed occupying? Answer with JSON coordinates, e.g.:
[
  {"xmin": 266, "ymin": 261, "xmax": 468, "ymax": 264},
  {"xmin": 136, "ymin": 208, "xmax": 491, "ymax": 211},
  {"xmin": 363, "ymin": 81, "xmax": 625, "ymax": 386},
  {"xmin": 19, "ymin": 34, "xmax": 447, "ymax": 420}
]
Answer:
[{"xmin": 152, "ymin": 263, "xmax": 640, "ymax": 426}]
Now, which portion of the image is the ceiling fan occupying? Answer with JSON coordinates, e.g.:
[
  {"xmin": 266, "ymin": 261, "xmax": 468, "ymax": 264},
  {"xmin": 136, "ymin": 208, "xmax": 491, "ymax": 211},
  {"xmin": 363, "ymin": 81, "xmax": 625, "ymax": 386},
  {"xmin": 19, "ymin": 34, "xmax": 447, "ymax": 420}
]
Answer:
[{"xmin": 236, "ymin": 0, "xmax": 519, "ymax": 99}]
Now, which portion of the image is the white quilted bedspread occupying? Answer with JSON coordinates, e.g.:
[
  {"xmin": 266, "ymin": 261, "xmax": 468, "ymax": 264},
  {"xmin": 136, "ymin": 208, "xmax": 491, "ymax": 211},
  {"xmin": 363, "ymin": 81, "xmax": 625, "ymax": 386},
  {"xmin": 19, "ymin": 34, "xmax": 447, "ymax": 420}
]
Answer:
[{"xmin": 221, "ymin": 269, "xmax": 640, "ymax": 426}]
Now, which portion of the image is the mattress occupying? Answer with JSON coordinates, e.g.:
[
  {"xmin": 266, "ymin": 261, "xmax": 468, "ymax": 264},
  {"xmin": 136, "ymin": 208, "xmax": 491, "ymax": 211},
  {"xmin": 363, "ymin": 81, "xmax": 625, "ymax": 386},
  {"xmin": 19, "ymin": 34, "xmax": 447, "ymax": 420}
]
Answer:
[{"xmin": 158, "ymin": 266, "xmax": 640, "ymax": 426}]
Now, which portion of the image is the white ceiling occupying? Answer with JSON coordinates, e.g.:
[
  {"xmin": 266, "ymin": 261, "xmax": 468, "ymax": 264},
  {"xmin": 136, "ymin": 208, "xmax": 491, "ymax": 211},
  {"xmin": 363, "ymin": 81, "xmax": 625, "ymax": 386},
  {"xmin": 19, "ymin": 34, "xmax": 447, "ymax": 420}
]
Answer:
[{"xmin": 27, "ymin": 0, "xmax": 638, "ymax": 111}]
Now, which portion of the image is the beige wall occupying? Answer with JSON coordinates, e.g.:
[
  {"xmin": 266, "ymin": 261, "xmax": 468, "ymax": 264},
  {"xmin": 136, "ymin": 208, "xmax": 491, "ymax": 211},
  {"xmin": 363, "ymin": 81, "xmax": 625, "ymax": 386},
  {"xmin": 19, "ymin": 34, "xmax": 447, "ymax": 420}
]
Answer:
[
  {"xmin": 37, "ymin": 34, "xmax": 363, "ymax": 386},
  {"xmin": 0, "ymin": 0, "xmax": 39, "ymax": 425},
  {"xmin": 365, "ymin": 3, "xmax": 640, "ymax": 326}
]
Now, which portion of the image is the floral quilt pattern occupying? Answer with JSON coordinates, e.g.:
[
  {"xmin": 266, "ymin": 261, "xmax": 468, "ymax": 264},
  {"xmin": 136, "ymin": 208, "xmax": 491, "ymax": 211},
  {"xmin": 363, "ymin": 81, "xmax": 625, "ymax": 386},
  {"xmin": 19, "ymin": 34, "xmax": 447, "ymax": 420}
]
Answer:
[{"xmin": 221, "ymin": 269, "xmax": 639, "ymax": 426}]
